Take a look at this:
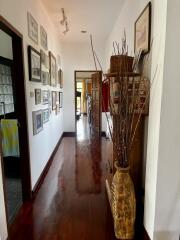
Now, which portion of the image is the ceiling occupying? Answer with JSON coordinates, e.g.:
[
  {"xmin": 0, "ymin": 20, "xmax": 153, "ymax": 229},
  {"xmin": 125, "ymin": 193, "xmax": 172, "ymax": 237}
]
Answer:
[{"xmin": 41, "ymin": 0, "xmax": 125, "ymax": 43}]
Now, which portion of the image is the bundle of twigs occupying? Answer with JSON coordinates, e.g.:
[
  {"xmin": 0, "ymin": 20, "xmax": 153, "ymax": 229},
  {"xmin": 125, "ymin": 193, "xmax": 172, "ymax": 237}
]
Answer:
[{"xmin": 90, "ymin": 34, "xmax": 156, "ymax": 169}]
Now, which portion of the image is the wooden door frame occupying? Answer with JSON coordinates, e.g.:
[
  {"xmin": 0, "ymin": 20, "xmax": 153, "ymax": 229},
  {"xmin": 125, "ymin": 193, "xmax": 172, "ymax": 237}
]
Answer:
[
  {"xmin": 74, "ymin": 70, "xmax": 102, "ymax": 135},
  {"xmin": 0, "ymin": 15, "xmax": 32, "ymax": 227}
]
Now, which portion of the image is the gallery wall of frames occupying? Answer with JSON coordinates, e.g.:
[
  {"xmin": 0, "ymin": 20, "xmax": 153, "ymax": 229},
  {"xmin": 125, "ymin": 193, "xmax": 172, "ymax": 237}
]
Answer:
[{"xmin": 27, "ymin": 12, "xmax": 63, "ymax": 135}]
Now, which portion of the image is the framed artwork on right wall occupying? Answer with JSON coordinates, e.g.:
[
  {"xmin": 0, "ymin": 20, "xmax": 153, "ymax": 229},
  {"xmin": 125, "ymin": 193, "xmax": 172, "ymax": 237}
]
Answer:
[{"xmin": 134, "ymin": 2, "xmax": 151, "ymax": 55}]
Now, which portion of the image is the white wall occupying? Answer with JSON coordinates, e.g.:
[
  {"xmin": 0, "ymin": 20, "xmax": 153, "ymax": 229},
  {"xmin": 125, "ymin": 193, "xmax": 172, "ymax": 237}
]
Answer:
[
  {"xmin": 61, "ymin": 41, "xmax": 106, "ymax": 132},
  {"xmin": 0, "ymin": 1, "xmax": 64, "ymax": 239},
  {"xmin": 153, "ymin": 0, "xmax": 180, "ymax": 239},
  {"xmin": 105, "ymin": 1, "xmax": 168, "ymax": 239}
]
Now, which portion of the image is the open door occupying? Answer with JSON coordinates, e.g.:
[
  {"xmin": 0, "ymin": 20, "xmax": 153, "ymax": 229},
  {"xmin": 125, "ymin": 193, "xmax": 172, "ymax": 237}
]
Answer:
[{"xmin": 91, "ymin": 72, "xmax": 102, "ymax": 136}]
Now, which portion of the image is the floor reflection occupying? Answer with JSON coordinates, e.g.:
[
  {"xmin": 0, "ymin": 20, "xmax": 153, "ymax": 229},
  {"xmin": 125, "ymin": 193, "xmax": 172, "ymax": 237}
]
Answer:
[{"xmin": 10, "ymin": 118, "xmax": 115, "ymax": 240}]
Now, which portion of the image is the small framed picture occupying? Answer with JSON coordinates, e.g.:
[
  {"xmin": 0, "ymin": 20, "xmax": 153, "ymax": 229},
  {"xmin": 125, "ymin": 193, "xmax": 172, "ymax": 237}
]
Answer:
[
  {"xmin": 28, "ymin": 46, "xmax": 41, "ymax": 82},
  {"xmin": 41, "ymin": 71, "xmax": 49, "ymax": 85},
  {"xmin": 27, "ymin": 12, "xmax": 38, "ymax": 44},
  {"xmin": 52, "ymin": 91, "xmax": 56, "ymax": 110},
  {"xmin": 134, "ymin": 2, "xmax": 151, "ymax": 55},
  {"xmin": 32, "ymin": 110, "xmax": 43, "ymax": 135},
  {"xmin": 42, "ymin": 90, "xmax": 49, "ymax": 104},
  {"xmin": 58, "ymin": 69, "xmax": 63, "ymax": 88},
  {"xmin": 35, "ymin": 89, "xmax": 41, "ymax": 105},
  {"xmin": 43, "ymin": 108, "xmax": 50, "ymax": 123},
  {"xmin": 40, "ymin": 26, "xmax": 48, "ymax": 51},
  {"xmin": 59, "ymin": 92, "xmax": 63, "ymax": 108},
  {"xmin": 41, "ymin": 49, "xmax": 49, "ymax": 69},
  {"xmin": 49, "ymin": 52, "xmax": 57, "ymax": 87}
]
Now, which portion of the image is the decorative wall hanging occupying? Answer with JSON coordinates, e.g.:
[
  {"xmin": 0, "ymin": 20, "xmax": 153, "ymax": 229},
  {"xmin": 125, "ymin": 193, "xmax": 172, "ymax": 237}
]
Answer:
[
  {"xmin": 49, "ymin": 52, "xmax": 57, "ymax": 87},
  {"xmin": 59, "ymin": 92, "xmax": 63, "ymax": 108},
  {"xmin": 43, "ymin": 108, "xmax": 49, "ymax": 123},
  {"xmin": 40, "ymin": 26, "xmax": 48, "ymax": 50},
  {"xmin": 35, "ymin": 89, "xmax": 41, "ymax": 105},
  {"xmin": 52, "ymin": 91, "xmax": 56, "ymax": 110},
  {"xmin": 32, "ymin": 110, "xmax": 43, "ymax": 135},
  {"xmin": 27, "ymin": 12, "xmax": 38, "ymax": 44},
  {"xmin": 28, "ymin": 46, "xmax": 41, "ymax": 82},
  {"xmin": 41, "ymin": 71, "xmax": 49, "ymax": 85},
  {"xmin": 134, "ymin": 2, "xmax": 151, "ymax": 54},
  {"xmin": 42, "ymin": 90, "xmax": 49, "ymax": 105}
]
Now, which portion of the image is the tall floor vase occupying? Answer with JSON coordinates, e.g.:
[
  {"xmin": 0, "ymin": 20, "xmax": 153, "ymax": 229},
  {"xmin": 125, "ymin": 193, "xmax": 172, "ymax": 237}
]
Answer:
[{"xmin": 111, "ymin": 162, "xmax": 136, "ymax": 239}]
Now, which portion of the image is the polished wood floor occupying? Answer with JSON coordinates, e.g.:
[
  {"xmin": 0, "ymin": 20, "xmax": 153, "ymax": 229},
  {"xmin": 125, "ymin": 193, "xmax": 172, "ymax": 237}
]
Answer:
[{"xmin": 9, "ymin": 116, "xmax": 144, "ymax": 240}]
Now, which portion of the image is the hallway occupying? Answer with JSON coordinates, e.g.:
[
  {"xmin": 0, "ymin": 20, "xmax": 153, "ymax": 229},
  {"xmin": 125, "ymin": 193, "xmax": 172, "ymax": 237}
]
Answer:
[{"xmin": 9, "ymin": 136, "xmax": 115, "ymax": 240}]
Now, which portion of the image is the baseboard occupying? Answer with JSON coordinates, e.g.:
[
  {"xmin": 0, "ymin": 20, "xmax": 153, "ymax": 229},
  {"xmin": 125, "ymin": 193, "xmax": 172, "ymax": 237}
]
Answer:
[
  {"xmin": 63, "ymin": 132, "xmax": 76, "ymax": 137},
  {"xmin": 32, "ymin": 133, "xmax": 64, "ymax": 198},
  {"xmin": 143, "ymin": 227, "xmax": 151, "ymax": 240},
  {"xmin": 101, "ymin": 131, "xmax": 106, "ymax": 137}
]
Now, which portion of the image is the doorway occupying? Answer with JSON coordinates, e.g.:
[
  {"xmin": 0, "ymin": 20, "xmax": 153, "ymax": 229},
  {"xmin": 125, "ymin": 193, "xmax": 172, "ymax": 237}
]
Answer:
[
  {"xmin": 74, "ymin": 71, "xmax": 102, "ymax": 141},
  {"xmin": 0, "ymin": 16, "xmax": 31, "ymax": 225}
]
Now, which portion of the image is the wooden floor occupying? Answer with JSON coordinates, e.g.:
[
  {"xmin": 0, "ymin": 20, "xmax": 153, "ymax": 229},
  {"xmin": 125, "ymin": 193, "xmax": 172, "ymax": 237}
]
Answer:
[{"xmin": 9, "ymin": 117, "xmax": 145, "ymax": 240}]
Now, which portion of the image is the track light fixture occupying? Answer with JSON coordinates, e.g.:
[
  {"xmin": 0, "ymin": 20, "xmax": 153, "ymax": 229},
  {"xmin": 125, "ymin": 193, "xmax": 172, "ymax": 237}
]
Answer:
[{"xmin": 60, "ymin": 8, "xmax": 69, "ymax": 35}]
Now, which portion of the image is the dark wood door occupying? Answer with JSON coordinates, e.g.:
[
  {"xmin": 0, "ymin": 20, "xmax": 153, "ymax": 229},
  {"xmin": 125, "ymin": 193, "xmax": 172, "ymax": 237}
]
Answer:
[{"xmin": 91, "ymin": 72, "xmax": 102, "ymax": 136}]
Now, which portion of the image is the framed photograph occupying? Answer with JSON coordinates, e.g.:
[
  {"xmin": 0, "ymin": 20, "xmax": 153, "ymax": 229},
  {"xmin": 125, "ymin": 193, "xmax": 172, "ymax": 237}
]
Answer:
[
  {"xmin": 49, "ymin": 52, "xmax": 57, "ymax": 87},
  {"xmin": 52, "ymin": 91, "xmax": 56, "ymax": 110},
  {"xmin": 35, "ymin": 89, "xmax": 41, "ymax": 105},
  {"xmin": 41, "ymin": 71, "xmax": 49, "ymax": 85},
  {"xmin": 58, "ymin": 69, "xmax": 63, "ymax": 88},
  {"xmin": 27, "ymin": 12, "xmax": 38, "ymax": 44},
  {"xmin": 42, "ymin": 90, "xmax": 49, "ymax": 104},
  {"xmin": 40, "ymin": 49, "xmax": 49, "ymax": 69},
  {"xmin": 28, "ymin": 46, "xmax": 41, "ymax": 82},
  {"xmin": 59, "ymin": 92, "xmax": 63, "ymax": 108},
  {"xmin": 32, "ymin": 110, "xmax": 43, "ymax": 135},
  {"xmin": 40, "ymin": 26, "xmax": 48, "ymax": 50},
  {"xmin": 134, "ymin": 2, "xmax": 151, "ymax": 55},
  {"xmin": 43, "ymin": 108, "xmax": 49, "ymax": 123}
]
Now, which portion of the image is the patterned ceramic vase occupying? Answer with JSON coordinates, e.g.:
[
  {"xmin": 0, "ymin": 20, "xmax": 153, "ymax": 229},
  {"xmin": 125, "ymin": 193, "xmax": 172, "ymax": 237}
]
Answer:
[{"xmin": 111, "ymin": 161, "xmax": 136, "ymax": 239}]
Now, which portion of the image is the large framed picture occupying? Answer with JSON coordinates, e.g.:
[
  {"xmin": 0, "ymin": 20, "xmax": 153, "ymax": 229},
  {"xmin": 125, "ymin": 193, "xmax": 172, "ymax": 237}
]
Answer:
[
  {"xmin": 52, "ymin": 91, "xmax": 56, "ymax": 110},
  {"xmin": 134, "ymin": 2, "xmax": 151, "ymax": 55},
  {"xmin": 49, "ymin": 52, "xmax": 57, "ymax": 87},
  {"xmin": 28, "ymin": 46, "xmax": 41, "ymax": 82},
  {"xmin": 27, "ymin": 12, "xmax": 38, "ymax": 44},
  {"xmin": 32, "ymin": 110, "xmax": 43, "ymax": 135},
  {"xmin": 40, "ymin": 26, "xmax": 48, "ymax": 50}
]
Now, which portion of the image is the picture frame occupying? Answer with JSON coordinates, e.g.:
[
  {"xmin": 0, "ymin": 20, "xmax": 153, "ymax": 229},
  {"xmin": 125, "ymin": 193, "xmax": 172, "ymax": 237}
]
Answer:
[
  {"xmin": 40, "ymin": 49, "xmax": 49, "ymax": 69},
  {"xmin": 28, "ymin": 46, "xmax": 41, "ymax": 82},
  {"xmin": 134, "ymin": 2, "xmax": 151, "ymax": 55},
  {"xmin": 27, "ymin": 12, "xmax": 38, "ymax": 44},
  {"xmin": 42, "ymin": 90, "xmax": 49, "ymax": 104},
  {"xmin": 59, "ymin": 92, "xmax": 63, "ymax": 108},
  {"xmin": 58, "ymin": 69, "xmax": 63, "ymax": 88},
  {"xmin": 32, "ymin": 110, "xmax": 43, "ymax": 135},
  {"xmin": 43, "ymin": 108, "xmax": 50, "ymax": 123},
  {"xmin": 35, "ymin": 89, "xmax": 41, "ymax": 105},
  {"xmin": 52, "ymin": 91, "xmax": 56, "ymax": 110},
  {"xmin": 49, "ymin": 52, "xmax": 57, "ymax": 87},
  {"xmin": 41, "ymin": 71, "xmax": 49, "ymax": 85},
  {"xmin": 40, "ymin": 26, "xmax": 48, "ymax": 50}
]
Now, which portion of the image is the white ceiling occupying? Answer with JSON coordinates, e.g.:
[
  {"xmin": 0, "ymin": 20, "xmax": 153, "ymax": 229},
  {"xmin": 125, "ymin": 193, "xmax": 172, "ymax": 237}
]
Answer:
[{"xmin": 41, "ymin": 0, "xmax": 125, "ymax": 43}]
